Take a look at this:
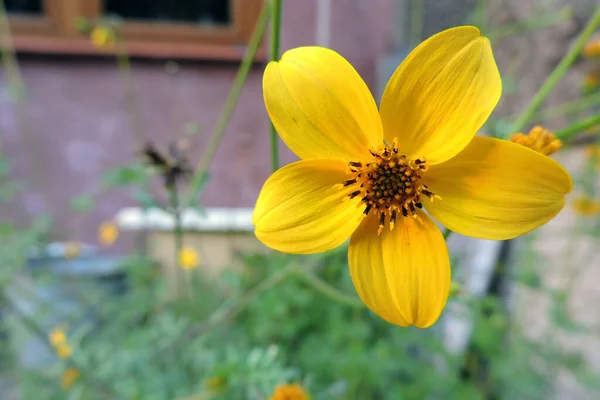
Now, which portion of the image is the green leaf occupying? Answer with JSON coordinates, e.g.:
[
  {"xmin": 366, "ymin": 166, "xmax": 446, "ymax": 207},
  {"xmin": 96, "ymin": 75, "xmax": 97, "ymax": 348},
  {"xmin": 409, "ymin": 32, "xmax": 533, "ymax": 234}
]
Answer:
[
  {"xmin": 70, "ymin": 194, "xmax": 96, "ymax": 212},
  {"xmin": 102, "ymin": 163, "xmax": 148, "ymax": 187},
  {"xmin": 133, "ymin": 190, "xmax": 158, "ymax": 208}
]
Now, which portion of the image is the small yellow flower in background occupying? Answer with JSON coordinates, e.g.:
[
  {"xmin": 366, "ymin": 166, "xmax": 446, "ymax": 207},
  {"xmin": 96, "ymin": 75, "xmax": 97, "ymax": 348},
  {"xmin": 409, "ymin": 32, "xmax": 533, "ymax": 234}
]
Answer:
[
  {"xmin": 63, "ymin": 241, "xmax": 81, "ymax": 259},
  {"xmin": 49, "ymin": 326, "xmax": 72, "ymax": 358},
  {"xmin": 98, "ymin": 221, "xmax": 119, "ymax": 246},
  {"xmin": 583, "ymin": 144, "xmax": 600, "ymax": 169},
  {"xmin": 269, "ymin": 383, "xmax": 309, "ymax": 400},
  {"xmin": 583, "ymin": 38, "xmax": 600, "ymax": 58},
  {"xmin": 61, "ymin": 368, "xmax": 80, "ymax": 390},
  {"xmin": 509, "ymin": 126, "xmax": 562, "ymax": 156},
  {"xmin": 56, "ymin": 343, "xmax": 73, "ymax": 358},
  {"xmin": 90, "ymin": 26, "xmax": 115, "ymax": 50},
  {"xmin": 572, "ymin": 196, "xmax": 600, "ymax": 216},
  {"xmin": 178, "ymin": 247, "xmax": 200, "ymax": 270},
  {"xmin": 48, "ymin": 327, "xmax": 67, "ymax": 347},
  {"xmin": 583, "ymin": 71, "xmax": 600, "ymax": 90},
  {"xmin": 585, "ymin": 144, "xmax": 600, "ymax": 158},
  {"xmin": 254, "ymin": 26, "xmax": 572, "ymax": 328},
  {"xmin": 204, "ymin": 376, "xmax": 227, "ymax": 392}
]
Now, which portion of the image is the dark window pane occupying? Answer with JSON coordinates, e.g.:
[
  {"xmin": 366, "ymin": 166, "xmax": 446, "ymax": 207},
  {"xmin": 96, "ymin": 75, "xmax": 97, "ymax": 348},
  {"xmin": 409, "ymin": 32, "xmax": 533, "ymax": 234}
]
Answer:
[
  {"xmin": 5, "ymin": 0, "xmax": 43, "ymax": 15},
  {"xmin": 104, "ymin": 0, "xmax": 231, "ymax": 25}
]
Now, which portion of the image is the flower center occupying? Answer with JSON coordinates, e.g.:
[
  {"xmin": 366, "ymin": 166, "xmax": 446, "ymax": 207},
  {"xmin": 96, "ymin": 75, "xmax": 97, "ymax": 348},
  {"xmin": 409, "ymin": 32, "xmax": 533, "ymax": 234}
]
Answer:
[{"xmin": 340, "ymin": 138, "xmax": 439, "ymax": 234}]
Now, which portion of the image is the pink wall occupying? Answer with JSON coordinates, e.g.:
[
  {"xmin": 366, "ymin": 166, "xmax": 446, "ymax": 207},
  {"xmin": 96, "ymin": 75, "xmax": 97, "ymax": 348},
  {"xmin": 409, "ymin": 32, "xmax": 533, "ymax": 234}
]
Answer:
[{"xmin": 0, "ymin": 0, "xmax": 393, "ymax": 245}]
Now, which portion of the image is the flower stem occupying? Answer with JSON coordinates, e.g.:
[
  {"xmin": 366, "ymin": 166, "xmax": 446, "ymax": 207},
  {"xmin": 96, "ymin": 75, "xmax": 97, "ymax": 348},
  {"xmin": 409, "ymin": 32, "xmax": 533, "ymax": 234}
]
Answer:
[
  {"xmin": 476, "ymin": 0, "xmax": 488, "ymax": 32},
  {"xmin": 487, "ymin": 6, "xmax": 571, "ymax": 42},
  {"xmin": 183, "ymin": 3, "xmax": 270, "ymax": 208},
  {"xmin": 269, "ymin": 0, "xmax": 283, "ymax": 172},
  {"xmin": 555, "ymin": 113, "xmax": 600, "ymax": 141},
  {"xmin": 294, "ymin": 270, "xmax": 363, "ymax": 308},
  {"xmin": 115, "ymin": 36, "xmax": 144, "ymax": 150},
  {"xmin": 168, "ymin": 186, "xmax": 184, "ymax": 296},
  {"xmin": 511, "ymin": 6, "xmax": 600, "ymax": 134},
  {"xmin": 409, "ymin": 0, "xmax": 424, "ymax": 49},
  {"xmin": 531, "ymin": 91, "xmax": 600, "ymax": 122},
  {"xmin": 442, "ymin": 227, "xmax": 452, "ymax": 240},
  {"xmin": 156, "ymin": 262, "xmax": 296, "ymax": 355}
]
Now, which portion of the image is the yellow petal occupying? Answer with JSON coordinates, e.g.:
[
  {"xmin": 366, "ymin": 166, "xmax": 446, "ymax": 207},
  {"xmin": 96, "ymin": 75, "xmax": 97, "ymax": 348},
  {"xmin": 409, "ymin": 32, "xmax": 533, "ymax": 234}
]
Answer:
[
  {"xmin": 379, "ymin": 26, "xmax": 501, "ymax": 164},
  {"xmin": 348, "ymin": 211, "xmax": 451, "ymax": 328},
  {"xmin": 263, "ymin": 47, "xmax": 383, "ymax": 161},
  {"xmin": 253, "ymin": 159, "xmax": 363, "ymax": 254},
  {"xmin": 423, "ymin": 137, "xmax": 573, "ymax": 240}
]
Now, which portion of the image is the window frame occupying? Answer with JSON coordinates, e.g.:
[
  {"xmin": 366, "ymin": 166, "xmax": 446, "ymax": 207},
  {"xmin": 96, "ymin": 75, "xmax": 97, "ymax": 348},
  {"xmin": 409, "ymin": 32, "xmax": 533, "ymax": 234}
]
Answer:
[{"xmin": 7, "ymin": 0, "xmax": 265, "ymax": 60}]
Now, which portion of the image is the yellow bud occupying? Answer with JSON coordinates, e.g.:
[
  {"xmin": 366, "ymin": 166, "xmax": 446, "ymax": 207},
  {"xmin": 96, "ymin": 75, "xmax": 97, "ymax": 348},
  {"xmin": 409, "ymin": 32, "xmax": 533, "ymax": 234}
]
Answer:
[
  {"xmin": 583, "ymin": 38, "xmax": 600, "ymax": 58},
  {"xmin": 61, "ymin": 368, "xmax": 80, "ymax": 390},
  {"xmin": 178, "ymin": 247, "xmax": 200, "ymax": 270},
  {"xmin": 205, "ymin": 376, "xmax": 227, "ymax": 392},
  {"xmin": 56, "ymin": 343, "xmax": 73, "ymax": 359},
  {"xmin": 98, "ymin": 221, "xmax": 119, "ymax": 246},
  {"xmin": 508, "ymin": 126, "xmax": 562, "ymax": 156},
  {"xmin": 572, "ymin": 196, "xmax": 600, "ymax": 216},
  {"xmin": 48, "ymin": 328, "xmax": 67, "ymax": 347},
  {"xmin": 90, "ymin": 26, "xmax": 115, "ymax": 50},
  {"xmin": 269, "ymin": 384, "xmax": 309, "ymax": 400}
]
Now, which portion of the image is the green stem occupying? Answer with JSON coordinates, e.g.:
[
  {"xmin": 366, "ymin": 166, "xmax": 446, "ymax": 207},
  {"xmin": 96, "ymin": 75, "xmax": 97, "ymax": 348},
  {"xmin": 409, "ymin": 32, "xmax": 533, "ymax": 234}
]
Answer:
[
  {"xmin": 476, "ymin": 0, "xmax": 488, "ymax": 32},
  {"xmin": 531, "ymin": 91, "xmax": 600, "ymax": 122},
  {"xmin": 555, "ymin": 113, "xmax": 600, "ymax": 141},
  {"xmin": 295, "ymin": 270, "xmax": 363, "ymax": 308},
  {"xmin": 1, "ymin": 294, "xmax": 115, "ymax": 398},
  {"xmin": 269, "ymin": 0, "xmax": 282, "ymax": 172},
  {"xmin": 511, "ymin": 6, "xmax": 600, "ymax": 134},
  {"xmin": 168, "ymin": 187, "xmax": 183, "ymax": 269},
  {"xmin": 409, "ymin": 0, "xmax": 424, "ymax": 48},
  {"xmin": 156, "ymin": 262, "xmax": 295, "ymax": 356},
  {"xmin": 487, "ymin": 6, "xmax": 571, "ymax": 42},
  {"xmin": 0, "ymin": 0, "xmax": 50, "ymax": 216},
  {"xmin": 115, "ymin": 37, "xmax": 144, "ymax": 149},
  {"xmin": 443, "ymin": 227, "xmax": 452, "ymax": 240},
  {"xmin": 183, "ymin": 3, "xmax": 270, "ymax": 208}
]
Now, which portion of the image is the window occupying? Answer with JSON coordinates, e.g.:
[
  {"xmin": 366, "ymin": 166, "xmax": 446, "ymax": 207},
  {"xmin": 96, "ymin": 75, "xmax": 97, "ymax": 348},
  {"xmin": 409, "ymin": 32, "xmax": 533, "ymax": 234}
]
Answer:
[{"xmin": 7, "ymin": 0, "xmax": 264, "ymax": 60}]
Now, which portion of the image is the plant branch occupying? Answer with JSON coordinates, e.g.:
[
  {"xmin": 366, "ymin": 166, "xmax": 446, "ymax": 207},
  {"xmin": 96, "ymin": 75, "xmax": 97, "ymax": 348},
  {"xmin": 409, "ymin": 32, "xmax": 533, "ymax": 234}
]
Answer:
[
  {"xmin": 510, "ymin": 6, "xmax": 600, "ymax": 134},
  {"xmin": 183, "ymin": 3, "xmax": 270, "ymax": 208},
  {"xmin": 269, "ymin": 0, "xmax": 283, "ymax": 172}
]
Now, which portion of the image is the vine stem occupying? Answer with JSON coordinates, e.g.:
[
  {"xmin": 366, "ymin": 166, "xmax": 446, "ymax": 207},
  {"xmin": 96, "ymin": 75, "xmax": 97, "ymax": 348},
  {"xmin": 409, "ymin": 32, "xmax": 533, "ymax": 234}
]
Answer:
[
  {"xmin": 1, "ymin": 293, "xmax": 115, "ymax": 398},
  {"xmin": 183, "ymin": 4, "xmax": 270, "ymax": 208},
  {"xmin": 269, "ymin": 0, "xmax": 283, "ymax": 172},
  {"xmin": 555, "ymin": 113, "xmax": 600, "ymax": 141},
  {"xmin": 294, "ymin": 270, "xmax": 363, "ymax": 308},
  {"xmin": 115, "ymin": 36, "xmax": 144, "ymax": 150},
  {"xmin": 511, "ymin": 6, "xmax": 600, "ymax": 134}
]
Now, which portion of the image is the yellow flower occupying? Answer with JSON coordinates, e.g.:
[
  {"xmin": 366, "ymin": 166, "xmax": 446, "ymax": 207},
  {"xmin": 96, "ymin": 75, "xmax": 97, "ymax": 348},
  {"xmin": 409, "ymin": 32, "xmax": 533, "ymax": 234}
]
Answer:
[
  {"xmin": 205, "ymin": 376, "xmax": 227, "ymax": 392},
  {"xmin": 584, "ymin": 71, "xmax": 600, "ymax": 90},
  {"xmin": 508, "ymin": 126, "xmax": 562, "ymax": 156},
  {"xmin": 178, "ymin": 247, "xmax": 199, "ymax": 270},
  {"xmin": 90, "ymin": 26, "xmax": 115, "ymax": 50},
  {"xmin": 48, "ymin": 328, "xmax": 67, "ymax": 347},
  {"xmin": 56, "ymin": 343, "xmax": 73, "ymax": 358},
  {"xmin": 269, "ymin": 384, "xmax": 309, "ymax": 400},
  {"xmin": 63, "ymin": 241, "xmax": 81, "ymax": 259},
  {"xmin": 254, "ymin": 26, "xmax": 572, "ymax": 328},
  {"xmin": 572, "ymin": 196, "xmax": 600, "ymax": 216},
  {"xmin": 583, "ymin": 38, "xmax": 600, "ymax": 58},
  {"xmin": 98, "ymin": 221, "xmax": 119, "ymax": 246},
  {"xmin": 61, "ymin": 368, "xmax": 80, "ymax": 390}
]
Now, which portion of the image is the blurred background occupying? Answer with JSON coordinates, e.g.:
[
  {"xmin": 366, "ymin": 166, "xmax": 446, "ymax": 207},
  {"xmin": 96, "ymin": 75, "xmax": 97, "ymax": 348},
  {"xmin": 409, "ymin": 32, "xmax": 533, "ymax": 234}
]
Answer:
[{"xmin": 1, "ymin": 0, "xmax": 600, "ymax": 399}]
